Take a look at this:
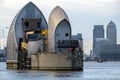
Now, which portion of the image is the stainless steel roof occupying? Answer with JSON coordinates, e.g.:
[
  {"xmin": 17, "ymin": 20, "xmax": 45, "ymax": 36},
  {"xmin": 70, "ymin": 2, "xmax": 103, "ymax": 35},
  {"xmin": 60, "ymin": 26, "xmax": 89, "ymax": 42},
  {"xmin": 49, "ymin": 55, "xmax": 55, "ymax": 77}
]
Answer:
[{"xmin": 48, "ymin": 6, "xmax": 70, "ymax": 28}]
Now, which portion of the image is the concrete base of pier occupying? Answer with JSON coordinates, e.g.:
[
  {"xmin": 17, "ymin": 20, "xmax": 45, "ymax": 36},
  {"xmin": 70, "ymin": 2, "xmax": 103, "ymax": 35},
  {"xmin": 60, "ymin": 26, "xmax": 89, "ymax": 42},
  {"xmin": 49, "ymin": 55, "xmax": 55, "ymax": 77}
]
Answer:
[
  {"xmin": 31, "ymin": 52, "xmax": 83, "ymax": 71},
  {"xmin": 6, "ymin": 60, "xmax": 17, "ymax": 69},
  {"xmin": 6, "ymin": 52, "xmax": 83, "ymax": 71}
]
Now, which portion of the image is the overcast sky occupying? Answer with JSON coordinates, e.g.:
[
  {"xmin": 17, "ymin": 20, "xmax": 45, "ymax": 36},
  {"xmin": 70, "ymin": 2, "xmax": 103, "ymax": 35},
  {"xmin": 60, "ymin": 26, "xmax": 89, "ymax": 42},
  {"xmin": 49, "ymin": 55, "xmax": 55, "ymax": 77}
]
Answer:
[{"xmin": 0, "ymin": 0, "xmax": 120, "ymax": 54}]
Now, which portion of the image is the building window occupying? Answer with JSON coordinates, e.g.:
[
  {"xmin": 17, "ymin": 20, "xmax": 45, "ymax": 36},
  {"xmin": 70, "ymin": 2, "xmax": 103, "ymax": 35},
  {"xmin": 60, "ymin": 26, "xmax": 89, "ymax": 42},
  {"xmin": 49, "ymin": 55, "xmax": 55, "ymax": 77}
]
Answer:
[
  {"xmin": 24, "ymin": 22, "xmax": 29, "ymax": 28},
  {"xmin": 65, "ymin": 33, "xmax": 69, "ymax": 37},
  {"xmin": 37, "ymin": 22, "xmax": 40, "ymax": 29}
]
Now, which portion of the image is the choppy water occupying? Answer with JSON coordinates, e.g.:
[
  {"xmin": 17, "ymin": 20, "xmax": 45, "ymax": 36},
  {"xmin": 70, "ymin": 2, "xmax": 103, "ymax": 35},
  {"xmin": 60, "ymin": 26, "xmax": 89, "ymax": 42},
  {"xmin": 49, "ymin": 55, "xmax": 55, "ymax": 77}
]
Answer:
[{"xmin": 0, "ymin": 61, "xmax": 120, "ymax": 80}]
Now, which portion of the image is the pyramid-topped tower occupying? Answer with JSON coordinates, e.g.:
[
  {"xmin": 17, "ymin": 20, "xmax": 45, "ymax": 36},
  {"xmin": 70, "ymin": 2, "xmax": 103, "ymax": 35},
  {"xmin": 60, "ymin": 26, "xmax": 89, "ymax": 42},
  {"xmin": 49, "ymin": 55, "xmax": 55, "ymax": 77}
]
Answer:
[{"xmin": 106, "ymin": 21, "xmax": 117, "ymax": 45}]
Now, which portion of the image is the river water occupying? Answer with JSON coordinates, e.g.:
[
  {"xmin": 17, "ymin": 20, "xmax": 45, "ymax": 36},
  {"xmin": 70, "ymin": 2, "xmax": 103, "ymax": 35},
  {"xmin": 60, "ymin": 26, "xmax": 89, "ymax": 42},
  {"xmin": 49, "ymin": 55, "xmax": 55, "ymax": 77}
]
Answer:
[{"xmin": 0, "ymin": 61, "xmax": 120, "ymax": 80}]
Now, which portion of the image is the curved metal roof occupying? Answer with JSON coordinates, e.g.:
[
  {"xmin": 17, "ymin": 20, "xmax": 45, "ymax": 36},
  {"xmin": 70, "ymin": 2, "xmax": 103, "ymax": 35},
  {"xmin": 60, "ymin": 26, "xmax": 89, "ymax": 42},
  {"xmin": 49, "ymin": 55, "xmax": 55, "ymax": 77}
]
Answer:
[
  {"xmin": 48, "ymin": 6, "xmax": 71, "ymax": 52},
  {"xmin": 11, "ymin": 2, "xmax": 48, "ymax": 27},
  {"xmin": 10, "ymin": 2, "xmax": 48, "ymax": 42},
  {"xmin": 48, "ymin": 6, "xmax": 70, "ymax": 28},
  {"xmin": 8, "ymin": 2, "xmax": 48, "ymax": 45},
  {"xmin": 7, "ymin": 2, "xmax": 48, "ymax": 60}
]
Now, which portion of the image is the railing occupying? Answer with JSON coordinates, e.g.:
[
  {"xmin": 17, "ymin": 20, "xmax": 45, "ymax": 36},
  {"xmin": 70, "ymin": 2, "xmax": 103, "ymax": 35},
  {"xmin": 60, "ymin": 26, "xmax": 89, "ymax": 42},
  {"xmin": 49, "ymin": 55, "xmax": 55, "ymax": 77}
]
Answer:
[{"xmin": 57, "ymin": 40, "xmax": 79, "ymax": 48}]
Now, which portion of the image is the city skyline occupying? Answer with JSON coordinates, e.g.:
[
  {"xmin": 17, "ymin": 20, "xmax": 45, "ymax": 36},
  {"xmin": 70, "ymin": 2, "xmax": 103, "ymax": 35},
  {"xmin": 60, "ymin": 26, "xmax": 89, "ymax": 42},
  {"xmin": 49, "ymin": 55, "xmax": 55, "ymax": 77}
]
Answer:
[{"xmin": 0, "ymin": 0, "xmax": 120, "ymax": 54}]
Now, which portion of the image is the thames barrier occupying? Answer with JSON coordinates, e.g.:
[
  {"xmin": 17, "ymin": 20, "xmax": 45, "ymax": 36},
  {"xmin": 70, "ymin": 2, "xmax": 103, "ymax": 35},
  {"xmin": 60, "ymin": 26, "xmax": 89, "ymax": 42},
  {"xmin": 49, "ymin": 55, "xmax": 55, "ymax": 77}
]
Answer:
[{"xmin": 6, "ymin": 2, "xmax": 83, "ymax": 70}]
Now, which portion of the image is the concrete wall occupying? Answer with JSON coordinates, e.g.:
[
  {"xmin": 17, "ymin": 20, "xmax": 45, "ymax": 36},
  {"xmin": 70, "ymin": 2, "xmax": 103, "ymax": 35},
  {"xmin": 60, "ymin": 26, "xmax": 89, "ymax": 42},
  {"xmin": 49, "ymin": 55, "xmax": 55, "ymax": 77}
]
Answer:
[
  {"xmin": 31, "ymin": 53, "xmax": 72, "ymax": 69},
  {"xmin": 31, "ymin": 52, "xmax": 83, "ymax": 70}
]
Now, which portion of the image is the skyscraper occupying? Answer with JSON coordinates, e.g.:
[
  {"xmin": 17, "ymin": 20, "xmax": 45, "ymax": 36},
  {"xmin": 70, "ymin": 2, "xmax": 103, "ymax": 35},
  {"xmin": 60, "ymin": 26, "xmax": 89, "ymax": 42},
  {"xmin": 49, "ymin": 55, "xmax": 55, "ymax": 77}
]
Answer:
[
  {"xmin": 93, "ymin": 25, "xmax": 104, "ymax": 39},
  {"xmin": 93, "ymin": 25, "xmax": 104, "ymax": 48},
  {"xmin": 106, "ymin": 21, "xmax": 117, "ymax": 45},
  {"xmin": 93, "ymin": 25, "xmax": 104, "ymax": 58}
]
